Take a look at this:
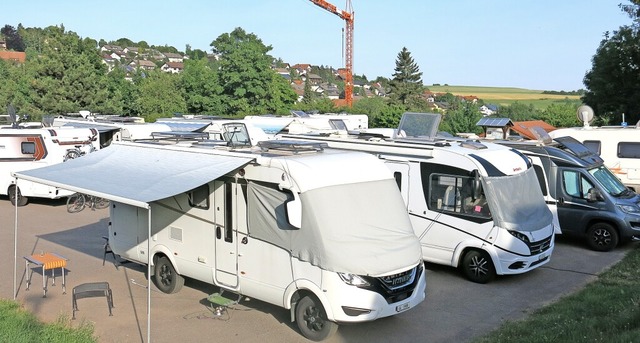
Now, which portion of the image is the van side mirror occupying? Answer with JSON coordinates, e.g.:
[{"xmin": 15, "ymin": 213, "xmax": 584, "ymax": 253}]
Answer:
[
  {"xmin": 286, "ymin": 197, "xmax": 302, "ymax": 229},
  {"xmin": 587, "ymin": 188, "xmax": 603, "ymax": 202}
]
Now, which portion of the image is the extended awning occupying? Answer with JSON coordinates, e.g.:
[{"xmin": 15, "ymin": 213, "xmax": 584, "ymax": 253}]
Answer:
[
  {"xmin": 12, "ymin": 141, "xmax": 253, "ymax": 343},
  {"xmin": 13, "ymin": 142, "xmax": 254, "ymax": 208}
]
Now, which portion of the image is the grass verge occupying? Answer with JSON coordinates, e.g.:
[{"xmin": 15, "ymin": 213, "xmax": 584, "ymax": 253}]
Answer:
[
  {"xmin": 0, "ymin": 299, "xmax": 96, "ymax": 343},
  {"xmin": 474, "ymin": 244, "xmax": 640, "ymax": 343}
]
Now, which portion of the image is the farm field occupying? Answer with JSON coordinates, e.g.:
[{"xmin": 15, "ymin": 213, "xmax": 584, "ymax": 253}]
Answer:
[{"xmin": 428, "ymin": 85, "xmax": 582, "ymax": 109}]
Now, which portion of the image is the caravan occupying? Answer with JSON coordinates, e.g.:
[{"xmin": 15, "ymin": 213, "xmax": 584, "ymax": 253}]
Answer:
[
  {"xmin": 103, "ymin": 129, "xmax": 425, "ymax": 341},
  {"xmin": 549, "ymin": 105, "xmax": 640, "ymax": 191},
  {"xmin": 0, "ymin": 127, "xmax": 98, "ymax": 205},
  {"xmin": 278, "ymin": 113, "xmax": 555, "ymax": 283}
]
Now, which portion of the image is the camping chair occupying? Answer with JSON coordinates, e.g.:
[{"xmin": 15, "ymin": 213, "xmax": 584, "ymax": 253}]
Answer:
[{"xmin": 207, "ymin": 290, "xmax": 242, "ymax": 317}]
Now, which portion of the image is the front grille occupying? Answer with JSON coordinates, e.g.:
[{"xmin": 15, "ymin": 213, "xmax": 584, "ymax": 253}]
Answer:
[
  {"xmin": 528, "ymin": 236, "xmax": 552, "ymax": 255},
  {"xmin": 359, "ymin": 264, "xmax": 423, "ymax": 304}
]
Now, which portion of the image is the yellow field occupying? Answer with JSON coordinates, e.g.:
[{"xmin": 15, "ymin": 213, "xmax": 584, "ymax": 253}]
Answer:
[{"xmin": 427, "ymin": 85, "xmax": 581, "ymax": 108}]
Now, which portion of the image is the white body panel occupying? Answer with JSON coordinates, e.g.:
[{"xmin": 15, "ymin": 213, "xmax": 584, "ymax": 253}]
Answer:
[
  {"xmin": 0, "ymin": 127, "xmax": 98, "ymax": 201},
  {"xmin": 550, "ymin": 126, "xmax": 640, "ymax": 191}
]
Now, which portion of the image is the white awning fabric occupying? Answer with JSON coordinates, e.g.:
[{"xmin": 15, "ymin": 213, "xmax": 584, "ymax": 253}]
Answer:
[{"xmin": 13, "ymin": 142, "xmax": 254, "ymax": 208}]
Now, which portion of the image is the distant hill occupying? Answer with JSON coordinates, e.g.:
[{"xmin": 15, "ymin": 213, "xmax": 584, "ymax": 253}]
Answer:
[{"xmin": 427, "ymin": 85, "xmax": 582, "ymax": 109}]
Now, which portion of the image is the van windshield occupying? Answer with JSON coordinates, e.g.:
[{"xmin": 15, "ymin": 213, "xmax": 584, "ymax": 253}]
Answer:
[{"xmin": 589, "ymin": 166, "xmax": 628, "ymax": 196}]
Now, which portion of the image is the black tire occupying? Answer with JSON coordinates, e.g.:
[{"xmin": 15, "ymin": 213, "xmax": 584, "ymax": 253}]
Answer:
[
  {"xmin": 461, "ymin": 250, "xmax": 495, "ymax": 284},
  {"xmin": 154, "ymin": 256, "xmax": 184, "ymax": 294},
  {"xmin": 93, "ymin": 197, "xmax": 110, "ymax": 210},
  {"xmin": 295, "ymin": 295, "xmax": 338, "ymax": 341},
  {"xmin": 586, "ymin": 223, "xmax": 619, "ymax": 252},
  {"xmin": 8, "ymin": 186, "xmax": 28, "ymax": 206},
  {"xmin": 66, "ymin": 193, "xmax": 86, "ymax": 213}
]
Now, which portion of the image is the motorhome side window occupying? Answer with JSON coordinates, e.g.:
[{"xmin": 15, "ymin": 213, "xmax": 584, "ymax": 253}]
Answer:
[
  {"xmin": 618, "ymin": 142, "xmax": 640, "ymax": 158},
  {"xmin": 562, "ymin": 170, "xmax": 595, "ymax": 199},
  {"xmin": 532, "ymin": 165, "xmax": 548, "ymax": 196},
  {"xmin": 428, "ymin": 173, "xmax": 490, "ymax": 218},
  {"xmin": 21, "ymin": 142, "xmax": 36, "ymax": 155},
  {"xmin": 187, "ymin": 184, "xmax": 209, "ymax": 209},
  {"xmin": 583, "ymin": 140, "xmax": 601, "ymax": 155}
]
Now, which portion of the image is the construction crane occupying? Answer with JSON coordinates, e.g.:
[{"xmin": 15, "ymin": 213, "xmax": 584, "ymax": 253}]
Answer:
[{"xmin": 310, "ymin": 0, "xmax": 354, "ymax": 107}]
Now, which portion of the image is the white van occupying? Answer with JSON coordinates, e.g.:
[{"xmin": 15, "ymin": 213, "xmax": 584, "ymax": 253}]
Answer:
[
  {"xmin": 550, "ymin": 124, "xmax": 640, "ymax": 191},
  {"xmin": 0, "ymin": 127, "xmax": 98, "ymax": 205},
  {"xmin": 107, "ymin": 133, "xmax": 426, "ymax": 341},
  {"xmin": 278, "ymin": 112, "xmax": 555, "ymax": 284}
]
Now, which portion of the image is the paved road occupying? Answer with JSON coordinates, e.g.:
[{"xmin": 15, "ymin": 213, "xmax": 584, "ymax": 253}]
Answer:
[{"xmin": 0, "ymin": 199, "xmax": 633, "ymax": 343}]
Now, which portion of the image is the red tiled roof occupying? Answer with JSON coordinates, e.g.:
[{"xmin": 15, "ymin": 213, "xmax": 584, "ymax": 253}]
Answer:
[{"xmin": 511, "ymin": 120, "xmax": 557, "ymax": 140}]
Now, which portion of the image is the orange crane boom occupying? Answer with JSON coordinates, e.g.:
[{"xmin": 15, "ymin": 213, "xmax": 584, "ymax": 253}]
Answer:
[{"xmin": 310, "ymin": 0, "xmax": 354, "ymax": 107}]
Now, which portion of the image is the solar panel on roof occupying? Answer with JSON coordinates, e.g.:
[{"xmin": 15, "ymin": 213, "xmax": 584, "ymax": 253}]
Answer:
[{"xmin": 476, "ymin": 117, "xmax": 513, "ymax": 127}]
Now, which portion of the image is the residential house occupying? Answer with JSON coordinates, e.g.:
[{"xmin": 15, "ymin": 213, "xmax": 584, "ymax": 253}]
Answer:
[
  {"xmin": 132, "ymin": 60, "xmax": 156, "ymax": 71},
  {"xmin": 291, "ymin": 63, "xmax": 311, "ymax": 76},
  {"xmin": 163, "ymin": 52, "xmax": 184, "ymax": 63},
  {"xmin": 274, "ymin": 67, "xmax": 291, "ymax": 80},
  {"xmin": 0, "ymin": 50, "xmax": 26, "ymax": 63},
  {"xmin": 305, "ymin": 73, "xmax": 323, "ymax": 84},
  {"xmin": 161, "ymin": 61, "xmax": 184, "ymax": 74},
  {"xmin": 123, "ymin": 47, "xmax": 139, "ymax": 55},
  {"xmin": 479, "ymin": 104, "xmax": 498, "ymax": 116},
  {"xmin": 510, "ymin": 120, "xmax": 557, "ymax": 140},
  {"xmin": 100, "ymin": 45, "xmax": 122, "ymax": 53},
  {"xmin": 102, "ymin": 55, "xmax": 117, "ymax": 72}
]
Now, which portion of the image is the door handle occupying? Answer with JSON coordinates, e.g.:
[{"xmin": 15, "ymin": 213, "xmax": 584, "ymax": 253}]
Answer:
[{"xmin": 558, "ymin": 197, "xmax": 565, "ymax": 205}]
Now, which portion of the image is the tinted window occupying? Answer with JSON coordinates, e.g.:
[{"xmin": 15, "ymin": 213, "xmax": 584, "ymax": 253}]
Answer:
[
  {"xmin": 618, "ymin": 142, "xmax": 640, "ymax": 158},
  {"xmin": 188, "ymin": 184, "xmax": 209, "ymax": 209},
  {"xmin": 532, "ymin": 165, "xmax": 548, "ymax": 196},
  {"xmin": 21, "ymin": 142, "xmax": 35, "ymax": 154},
  {"xmin": 583, "ymin": 140, "xmax": 601, "ymax": 155}
]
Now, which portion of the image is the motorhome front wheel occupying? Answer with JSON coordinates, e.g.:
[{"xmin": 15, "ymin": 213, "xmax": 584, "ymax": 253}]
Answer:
[
  {"xmin": 295, "ymin": 295, "xmax": 338, "ymax": 341},
  {"xmin": 153, "ymin": 256, "xmax": 184, "ymax": 294},
  {"xmin": 8, "ymin": 185, "xmax": 28, "ymax": 206}
]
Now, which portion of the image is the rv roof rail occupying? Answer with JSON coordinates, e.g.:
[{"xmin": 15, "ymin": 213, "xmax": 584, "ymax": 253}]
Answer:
[
  {"xmin": 395, "ymin": 138, "xmax": 452, "ymax": 147},
  {"xmin": 151, "ymin": 131, "xmax": 209, "ymax": 142},
  {"xmin": 257, "ymin": 140, "xmax": 327, "ymax": 154}
]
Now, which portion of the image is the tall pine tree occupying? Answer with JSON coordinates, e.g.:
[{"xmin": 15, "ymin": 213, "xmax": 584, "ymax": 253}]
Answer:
[{"xmin": 389, "ymin": 47, "xmax": 423, "ymax": 105}]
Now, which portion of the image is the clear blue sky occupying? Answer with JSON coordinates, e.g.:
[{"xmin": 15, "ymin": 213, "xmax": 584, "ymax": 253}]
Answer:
[{"xmin": 3, "ymin": 0, "xmax": 631, "ymax": 91}]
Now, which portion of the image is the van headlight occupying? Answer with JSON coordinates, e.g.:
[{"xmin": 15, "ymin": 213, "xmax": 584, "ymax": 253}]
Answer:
[
  {"xmin": 338, "ymin": 273, "xmax": 370, "ymax": 287},
  {"xmin": 618, "ymin": 204, "xmax": 640, "ymax": 215},
  {"xmin": 508, "ymin": 230, "xmax": 530, "ymax": 243}
]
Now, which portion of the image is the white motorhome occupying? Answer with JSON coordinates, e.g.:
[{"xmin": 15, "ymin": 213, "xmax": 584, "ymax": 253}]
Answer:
[
  {"xmin": 278, "ymin": 112, "xmax": 555, "ymax": 284},
  {"xmin": 52, "ymin": 114, "xmax": 172, "ymax": 148},
  {"xmin": 0, "ymin": 127, "xmax": 98, "ymax": 205},
  {"xmin": 105, "ymin": 130, "xmax": 426, "ymax": 341},
  {"xmin": 549, "ymin": 124, "xmax": 640, "ymax": 192}
]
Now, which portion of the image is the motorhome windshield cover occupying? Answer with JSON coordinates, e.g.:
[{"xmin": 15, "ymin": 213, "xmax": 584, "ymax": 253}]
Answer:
[
  {"xmin": 247, "ymin": 179, "xmax": 421, "ymax": 275},
  {"xmin": 483, "ymin": 167, "xmax": 553, "ymax": 232}
]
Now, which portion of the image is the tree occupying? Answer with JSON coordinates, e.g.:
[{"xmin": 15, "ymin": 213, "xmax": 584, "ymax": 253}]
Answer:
[
  {"xmin": 210, "ymin": 27, "xmax": 296, "ymax": 116},
  {"xmin": 583, "ymin": 1, "xmax": 640, "ymax": 125},
  {"xmin": 1, "ymin": 25, "xmax": 25, "ymax": 51},
  {"xmin": 439, "ymin": 102, "xmax": 483, "ymax": 135},
  {"xmin": 181, "ymin": 57, "xmax": 225, "ymax": 114},
  {"xmin": 389, "ymin": 47, "xmax": 424, "ymax": 105},
  {"xmin": 539, "ymin": 101, "xmax": 580, "ymax": 128},
  {"xmin": 134, "ymin": 70, "xmax": 186, "ymax": 120}
]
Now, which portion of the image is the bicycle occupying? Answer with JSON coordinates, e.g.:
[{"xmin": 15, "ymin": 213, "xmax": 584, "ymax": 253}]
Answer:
[
  {"xmin": 66, "ymin": 193, "xmax": 110, "ymax": 213},
  {"xmin": 64, "ymin": 144, "xmax": 98, "ymax": 161}
]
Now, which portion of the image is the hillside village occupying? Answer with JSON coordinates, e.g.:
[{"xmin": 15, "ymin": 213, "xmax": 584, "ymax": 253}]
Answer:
[{"xmin": 0, "ymin": 40, "xmax": 498, "ymax": 115}]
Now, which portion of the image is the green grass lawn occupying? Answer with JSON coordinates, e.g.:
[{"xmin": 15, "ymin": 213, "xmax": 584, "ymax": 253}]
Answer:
[
  {"xmin": 0, "ymin": 300, "xmax": 96, "ymax": 343},
  {"xmin": 474, "ymin": 244, "xmax": 640, "ymax": 342}
]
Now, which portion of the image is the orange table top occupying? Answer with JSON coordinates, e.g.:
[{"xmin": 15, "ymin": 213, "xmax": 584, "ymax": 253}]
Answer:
[{"xmin": 26, "ymin": 252, "xmax": 67, "ymax": 269}]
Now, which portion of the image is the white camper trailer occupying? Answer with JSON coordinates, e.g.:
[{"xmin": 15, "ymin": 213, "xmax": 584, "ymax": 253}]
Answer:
[
  {"xmin": 548, "ymin": 105, "xmax": 640, "ymax": 191},
  {"xmin": 0, "ymin": 127, "xmax": 98, "ymax": 205},
  {"xmin": 278, "ymin": 112, "xmax": 555, "ymax": 283},
  {"xmin": 103, "ymin": 134, "xmax": 425, "ymax": 341}
]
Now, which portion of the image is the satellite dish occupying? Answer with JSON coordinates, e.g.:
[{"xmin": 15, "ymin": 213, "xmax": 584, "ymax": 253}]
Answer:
[
  {"xmin": 7, "ymin": 104, "xmax": 18, "ymax": 128},
  {"xmin": 576, "ymin": 105, "xmax": 594, "ymax": 128}
]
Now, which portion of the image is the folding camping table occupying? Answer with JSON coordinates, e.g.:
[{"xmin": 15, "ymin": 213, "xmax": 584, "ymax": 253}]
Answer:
[{"xmin": 24, "ymin": 252, "xmax": 67, "ymax": 297}]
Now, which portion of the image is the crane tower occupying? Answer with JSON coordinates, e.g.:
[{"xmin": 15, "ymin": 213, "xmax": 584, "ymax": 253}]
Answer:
[{"xmin": 310, "ymin": 0, "xmax": 354, "ymax": 107}]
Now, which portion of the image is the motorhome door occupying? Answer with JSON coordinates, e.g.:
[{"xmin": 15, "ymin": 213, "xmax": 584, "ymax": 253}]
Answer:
[{"xmin": 213, "ymin": 180, "xmax": 239, "ymax": 288}]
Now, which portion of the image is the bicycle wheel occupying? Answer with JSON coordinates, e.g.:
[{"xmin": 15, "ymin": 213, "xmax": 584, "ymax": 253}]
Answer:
[
  {"xmin": 66, "ymin": 193, "xmax": 86, "ymax": 213},
  {"xmin": 64, "ymin": 149, "xmax": 81, "ymax": 161},
  {"xmin": 94, "ymin": 197, "xmax": 110, "ymax": 210}
]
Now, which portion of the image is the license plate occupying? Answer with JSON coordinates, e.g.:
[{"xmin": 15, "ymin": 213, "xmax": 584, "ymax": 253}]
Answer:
[{"xmin": 395, "ymin": 302, "xmax": 410, "ymax": 313}]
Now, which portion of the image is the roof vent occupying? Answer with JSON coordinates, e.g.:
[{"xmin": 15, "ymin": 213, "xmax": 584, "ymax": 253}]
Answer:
[{"xmin": 258, "ymin": 140, "xmax": 327, "ymax": 154}]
